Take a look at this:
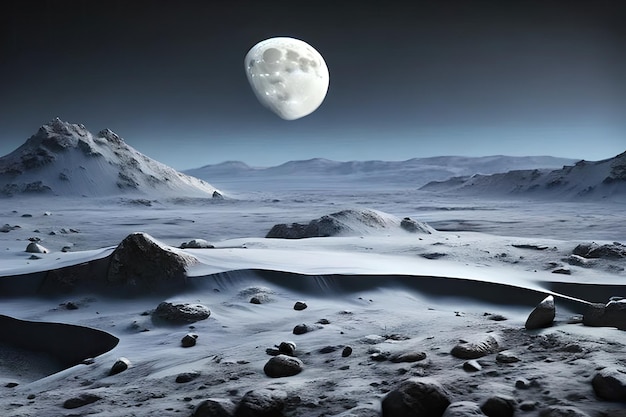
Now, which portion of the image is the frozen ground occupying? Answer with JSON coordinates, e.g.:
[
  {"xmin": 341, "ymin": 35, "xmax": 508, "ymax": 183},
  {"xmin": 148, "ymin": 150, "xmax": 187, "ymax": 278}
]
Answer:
[{"xmin": 1, "ymin": 179, "xmax": 625, "ymax": 416}]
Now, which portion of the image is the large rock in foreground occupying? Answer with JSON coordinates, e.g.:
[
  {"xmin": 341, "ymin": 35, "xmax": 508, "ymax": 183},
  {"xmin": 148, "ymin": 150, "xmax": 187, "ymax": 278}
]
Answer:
[
  {"xmin": 525, "ymin": 295, "xmax": 556, "ymax": 330},
  {"xmin": 107, "ymin": 232, "xmax": 197, "ymax": 291},
  {"xmin": 382, "ymin": 378, "xmax": 451, "ymax": 417},
  {"xmin": 583, "ymin": 299, "xmax": 626, "ymax": 330}
]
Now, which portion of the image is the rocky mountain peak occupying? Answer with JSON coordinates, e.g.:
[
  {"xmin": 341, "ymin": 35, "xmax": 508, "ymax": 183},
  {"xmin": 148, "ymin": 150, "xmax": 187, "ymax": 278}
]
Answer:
[
  {"xmin": 97, "ymin": 128, "xmax": 124, "ymax": 145},
  {"xmin": 1, "ymin": 120, "xmax": 220, "ymax": 198}
]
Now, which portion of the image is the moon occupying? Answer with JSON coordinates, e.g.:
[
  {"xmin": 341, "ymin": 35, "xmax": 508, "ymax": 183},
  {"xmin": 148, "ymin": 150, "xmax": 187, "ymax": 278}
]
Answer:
[{"xmin": 245, "ymin": 37, "xmax": 329, "ymax": 120}]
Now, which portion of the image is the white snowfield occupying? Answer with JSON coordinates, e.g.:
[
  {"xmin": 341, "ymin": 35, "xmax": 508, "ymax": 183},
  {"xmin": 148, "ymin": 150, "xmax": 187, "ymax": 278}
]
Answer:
[{"xmin": 0, "ymin": 121, "xmax": 625, "ymax": 416}]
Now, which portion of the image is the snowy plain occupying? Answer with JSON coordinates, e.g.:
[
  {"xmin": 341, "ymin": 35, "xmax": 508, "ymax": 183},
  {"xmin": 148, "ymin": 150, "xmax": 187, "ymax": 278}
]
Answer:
[{"xmin": 1, "ymin": 160, "xmax": 626, "ymax": 416}]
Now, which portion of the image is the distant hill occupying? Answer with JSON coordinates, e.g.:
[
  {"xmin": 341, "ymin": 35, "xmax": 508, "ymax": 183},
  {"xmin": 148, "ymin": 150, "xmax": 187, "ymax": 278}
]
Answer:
[
  {"xmin": 185, "ymin": 155, "xmax": 578, "ymax": 188},
  {"xmin": 0, "ymin": 118, "xmax": 221, "ymax": 198},
  {"xmin": 420, "ymin": 151, "xmax": 626, "ymax": 200}
]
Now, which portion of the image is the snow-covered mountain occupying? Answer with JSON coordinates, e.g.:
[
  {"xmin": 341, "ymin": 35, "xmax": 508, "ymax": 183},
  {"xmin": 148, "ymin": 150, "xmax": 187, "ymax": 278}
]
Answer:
[
  {"xmin": 0, "ymin": 119, "xmax": 220, "ymax": 198},
  {"xmin": 185, "ymin": 155, "xmax": 577, "ymax": 188},
  {"xmin": 420, "ymin": 151, "xmax": 626, "ymax": 200}
]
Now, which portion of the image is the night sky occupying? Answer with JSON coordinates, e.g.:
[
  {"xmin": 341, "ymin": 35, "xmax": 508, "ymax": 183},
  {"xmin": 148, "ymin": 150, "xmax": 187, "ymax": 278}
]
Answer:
[{"xmin": 1, "ymin": 1, "xmax": 624, "ymax": 169}]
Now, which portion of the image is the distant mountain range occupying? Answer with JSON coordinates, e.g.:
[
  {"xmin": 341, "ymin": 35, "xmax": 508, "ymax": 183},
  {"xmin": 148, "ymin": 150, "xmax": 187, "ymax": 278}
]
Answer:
[
  {"xmin": 0, "ymin": 118, "xmax": 220, "ymax": 198},
  {"xmin": 185, "ymin": 155, "xmax": 578, "ymax": 188},
  {"xmin": 420, "ymin": 151, "xmax": 626, "ymax": 200},
  {"xmin": 5, "ymin": 119, "xmax": 617, "ymax": 201}
]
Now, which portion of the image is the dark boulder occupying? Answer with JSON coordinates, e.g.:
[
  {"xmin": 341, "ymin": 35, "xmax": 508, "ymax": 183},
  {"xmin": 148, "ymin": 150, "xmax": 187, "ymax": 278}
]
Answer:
[
  {"xmin": 263, "ymin": 354, "xmax": 304, "ymax": 378},
  {"xmin": 525, "ymin": 295, "xmax": 555, "ymax": 330},
  {"xmin": 153, "ymin": 301, "xmax": 210, "ymax": 324},
  {"xmin": 382, "ymin": 378, "xmax": 451, "ymax": 417},
  {"xmin": 107, "ymin": 232, "xmax": 197, "ymax": 291}
]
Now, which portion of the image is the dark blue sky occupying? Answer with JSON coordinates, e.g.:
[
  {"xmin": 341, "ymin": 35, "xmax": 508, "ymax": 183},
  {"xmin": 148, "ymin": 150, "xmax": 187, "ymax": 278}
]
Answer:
[{"xmin": 1, "ymin": 0, "xmax": 624, "ymax": 169}]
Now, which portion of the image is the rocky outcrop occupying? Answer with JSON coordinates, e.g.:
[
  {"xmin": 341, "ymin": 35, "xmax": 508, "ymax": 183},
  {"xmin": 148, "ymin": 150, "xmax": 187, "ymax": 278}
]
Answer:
[
  {"xmin": 107, "ymin": 232, "xmax": 197, "ymax": 291},
  {"xmin": 573, "ymin": 242, "xmax": 626, "ymax": 259},
  {"xmin": 266, "ymin": 209, "xmax": 432, "ymax": 239},
  {"xmin": 180, "ymin": 238, "xmax": 215, "ymax": 249},
  {"xmin": 583, "ymin": 298, "xmax": 626, "ymax": 330}
]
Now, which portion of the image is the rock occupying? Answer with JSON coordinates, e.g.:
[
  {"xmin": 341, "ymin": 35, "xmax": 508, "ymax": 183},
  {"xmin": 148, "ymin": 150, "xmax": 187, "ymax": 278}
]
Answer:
[
  {"xmin": 109, "ymin": 357, "xmax": 131, "ymax": 375},
  {"xmin": 381, "ymin": 378, "xmax": 451, "ymax": 417},
  {"xmin": 153, "ymin": 301, "xmax": 210, "ymax": 323},
  {"xmin": 525, "ymin": 295, "xmax": 555, "ymax": 330},
  {"xmin": 266, "ymin": 209, "xmax": 432, "ymax": 239},
  {"xmin": 515, "ymin": 378, "xmax": 533, "ymax": 389},
  {"xmin": 463, "ymin": 360, "xmax": 482, "ymax": 372},
  {"xmin": 519, "ymin": 401, "xmax": 537, "ymax": 411},
  {"xmin": 193, "ymin": 398, "xmax": 236, "ymax": 417},
  {"xmin": 235, "ymin": 388, "xmax": 287, "ymax": 417},
  {"xmin": 390, "ymin": 351, "xmax": 427, "ymax": 363},
  {"xmin": 181, "ymin": 333, "xmax": 198, "ymax": 347},
  {"xmin": 107, "ymin": 232, "xmax": 197, "ymax": 291},
  {"xmin": 538, "ymin": 406, "xmax": 591, "ymax": 417},
  {"xmin": 583, "ymin": 299, "xmax": 626, "ymax": 330},
  {"xmin": 591, "ymin": 368, "xmax": 626, "ymax": 401},
  {"xmin": 278, "ymin": 341, "xmax": 296, "ymax": 356},
  {"xmin": 263, "ymin": 354, "xmax": 303, "ymax": 378},
  {"xmin": 180, "ymin": 239, "xmax": 215, "ymax": 249},
  {"xmin": 0, "ymin": 224, "xmax": 18, "ymax": 233},
  {"xmin": 25, "ymin": 242, "xmax": 49, "ymax": 254},
  {"xmin": 443, "ymin": 401, "xmax": 486, "ymax": 416},
  {"xmin": 212, "ymin": 191, "xmax": 224, "ymax": 199},
  {"xmin": 176, "ymin": 371, "xmax": 200, "ymax": 383},
  {"xmin": 294, "ymin": 301, "xmax": 308, "ymax": 311},
  {"xmin": 565, "ymin": 254, "xmax": 596, "ymax": 267},
  {"xmin": 573, "ymin": 242, "xmax": 626, "ymax": 259},
  {"xmin": 495, "ymin": 351, "xmax": 520, "ymax": 364},
  {"xmin": 451, "ymin": 335, "xmax": 499, "ymax": 359},
  {"xmin": 342, "ymin": 346, "xmax": 353, "ymax": 357},
  {"xmin": 192, "ymin": 398, "xmax": 236, "ymax": 417},
  {"xmin": 480, "ymin": 395, "xmax": 516, "ymax": 417},
  {"xmin": 293, "ymin": 323, "xmax": 311, "ymax": 335},
  {"xmin": 401, "ymin": 217, "xmax": 431, "ymax": 233},
  {"xmin": 63, "ymin": 393, "xmax": 102, "ymax": 409},
  {"xmin": 319, "ymin": 345, "xmax": 339, "ymax": 354}
]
